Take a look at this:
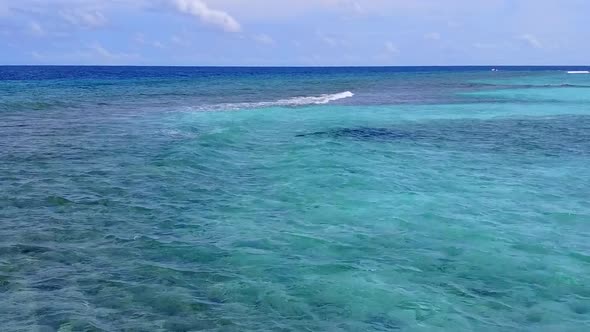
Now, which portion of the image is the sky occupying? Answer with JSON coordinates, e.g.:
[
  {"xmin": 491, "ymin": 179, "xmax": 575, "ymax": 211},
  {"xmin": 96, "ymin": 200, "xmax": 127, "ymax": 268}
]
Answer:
[{"xmin": 1, "ymin": 0, "xmax": 589, "ymax": 66}]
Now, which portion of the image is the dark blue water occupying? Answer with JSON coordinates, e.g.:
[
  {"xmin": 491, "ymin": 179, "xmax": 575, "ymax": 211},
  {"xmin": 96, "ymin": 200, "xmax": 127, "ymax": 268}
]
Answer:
[{"xmin": 1, "ymin": 66, "xmax": 590, "ymax": 331}]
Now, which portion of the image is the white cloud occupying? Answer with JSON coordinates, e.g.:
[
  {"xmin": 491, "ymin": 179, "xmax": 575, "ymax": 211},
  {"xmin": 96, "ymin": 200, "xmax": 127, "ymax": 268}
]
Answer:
[
  {"xmin": 384, "ymin": 41, "xmax": 399, "ymax": 55},
  {"xmin": 253, "ymin": 33, "xmax": 274, "ymax": 45},
  {"xmin": 152, "ymin": 40, "xmax": 165, "ymax": 49},
  {"xmin": 321, "ymin": 35, "xmax": 338, "ymax": 47},
  {"xmin": 332, "ymin": 0, "xmax": 363, "ymax": 14},
  {"xmin": 473, "ymin": 42, "xmax": 498, "ymax": 49},
  {"xmin": 207, "ymin": 0, "xmax": 429, "ymax": 19},
  {"xmin": 31, "ymin": 51, "xmax": 43, "ymax": 59},
  {"xmin": 447, "ymin": 20, "xmax": 462, "ymax": 28},
  {"xmin": 28, "ymin": 21, "xmax": 45, "ymax": 37},
  {"xmin": 316, "ymin": 31, "xmax": 348, "ymax": 47},
  {"xmin": 204, "ymin": 0, "xmax": 513, "ymax": 21},
  {"xmin": 135, "ymin": 33, "xmax": 166, "ymax": 49},
  {"xmin": 517, "ymin": 33, "xmax": 542, "ymax": 49},
  {"xmin": 171, "ymin": 34, "xmax": 190, "ymax": 47},
  {"xmin": 173, "ymin": 0, "xmax": 241, "ymax": 32},
  {"xmin": 135, "ymin": 33, "xmax": 146, "ymax": 44},
  {"xmin": 351, "ymin": 1, "xmax": 362, "ymax": 14},
  {"xmin": 374, "ymin": 41, "xmax": 400, "ymax": 63},
  {"xmin": 424, "ymin": 32, "xmax": 441, "ymax": 41},
  {"xmin": 88, "ymin": 42, "xmax": 140, "ymax": 62},
  {"xmin": 60, "ymin": 9, "xmax": 107, "ymax": 28},
  {"xmin": 30, "ymin": 43, "xmax": 140, "ymax": 64},
  {"xmin": 89, "ymin": 43, "xmax": 116, "ymax": 58}
]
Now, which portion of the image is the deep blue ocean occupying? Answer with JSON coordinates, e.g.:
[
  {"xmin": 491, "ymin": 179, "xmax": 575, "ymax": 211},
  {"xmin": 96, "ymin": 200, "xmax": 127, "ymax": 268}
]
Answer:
[{"xmin": 1, "ymin": 66, "xmax": 590, "ymax": 331}]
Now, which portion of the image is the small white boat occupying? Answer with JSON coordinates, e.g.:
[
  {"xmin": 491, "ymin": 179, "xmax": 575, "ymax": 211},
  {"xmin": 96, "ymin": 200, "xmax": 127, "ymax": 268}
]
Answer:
[{"xmin": 567, "ymin": 71, "xmax": 590, "ymax": 74}]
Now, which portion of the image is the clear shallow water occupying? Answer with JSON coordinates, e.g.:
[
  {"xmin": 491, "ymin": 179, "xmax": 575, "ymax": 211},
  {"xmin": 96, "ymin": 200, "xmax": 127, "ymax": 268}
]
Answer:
[{"xmin": 1, "ymin": 66, "xmax": 590, "ymax": 331}]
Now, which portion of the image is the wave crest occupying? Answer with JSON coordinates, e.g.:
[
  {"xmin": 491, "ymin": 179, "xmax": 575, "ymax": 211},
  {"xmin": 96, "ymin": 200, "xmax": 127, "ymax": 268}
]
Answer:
[
  {"xmin": 193, "ymin": 91, "xmax": 354, "ymax": 111},
  {"xmin": 274, "ymin": 91, "xmax": 354, "ymax": 106}
]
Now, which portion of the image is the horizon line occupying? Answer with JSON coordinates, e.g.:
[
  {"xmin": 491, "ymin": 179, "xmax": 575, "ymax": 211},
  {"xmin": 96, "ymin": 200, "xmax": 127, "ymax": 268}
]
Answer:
[{"xmin": 1, "ymin": 64, "xmax": 589, "ymax": 68}]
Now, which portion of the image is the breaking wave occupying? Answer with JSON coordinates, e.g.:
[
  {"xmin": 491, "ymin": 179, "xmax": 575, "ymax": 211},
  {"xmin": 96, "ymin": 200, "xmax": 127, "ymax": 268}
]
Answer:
[{"xmin": 192, "ymin": 91, "xmax": 354, "ymax": 111}]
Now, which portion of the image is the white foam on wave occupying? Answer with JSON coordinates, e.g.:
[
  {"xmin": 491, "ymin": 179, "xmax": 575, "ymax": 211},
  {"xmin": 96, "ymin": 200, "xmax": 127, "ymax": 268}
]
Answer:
[
  {"xmin": 567, "ymin": 71, "xmax": 590, "ymax": 74},
  {"xmin": 273, "ymin": 91, "xmax": 354, "ymax": 106},
  {"xmin": 192, "ymin": 91, "xmax": 354, "ymax": 111}
]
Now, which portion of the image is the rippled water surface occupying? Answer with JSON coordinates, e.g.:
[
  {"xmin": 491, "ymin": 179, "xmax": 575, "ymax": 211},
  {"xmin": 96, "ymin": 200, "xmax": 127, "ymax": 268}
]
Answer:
[{"xmin": 1, "ymin": 66, "xmax": 590, "ymax": 331}]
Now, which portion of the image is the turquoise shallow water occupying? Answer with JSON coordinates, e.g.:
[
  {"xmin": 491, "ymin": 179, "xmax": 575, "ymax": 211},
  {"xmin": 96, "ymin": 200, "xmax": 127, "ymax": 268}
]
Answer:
[{"xmin": 1, "ymin": 67, "xmax": 590, "ymax": 331}]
